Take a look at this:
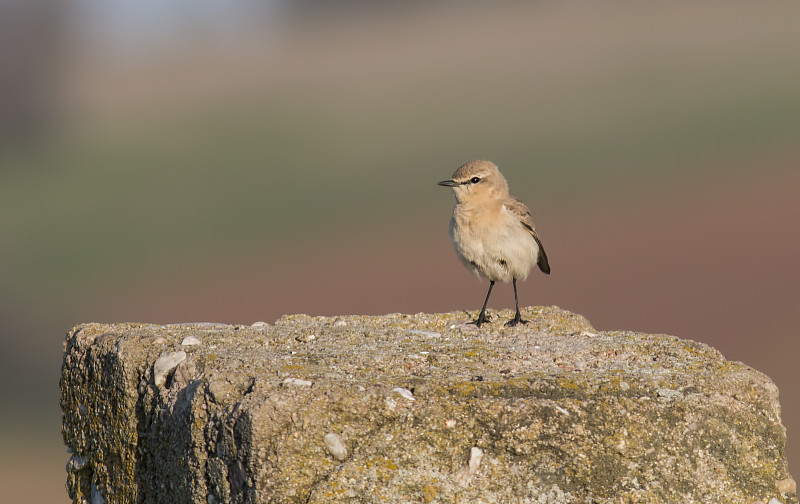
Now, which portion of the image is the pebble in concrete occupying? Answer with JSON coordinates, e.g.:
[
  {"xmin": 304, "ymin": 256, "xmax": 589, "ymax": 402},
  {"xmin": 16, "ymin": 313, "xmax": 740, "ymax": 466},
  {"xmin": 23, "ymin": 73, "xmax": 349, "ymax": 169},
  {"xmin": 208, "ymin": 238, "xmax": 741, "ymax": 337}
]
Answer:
[
  {"xmin": 324, "ymin": 433, "xmax": 347, "ymax": 461},
  {"xmin": 153, "ymin": 351, "xmax": 187, "ymax": 387},
  {"xmin": 181, "ymin": 336, "xmax": 201, "ymax": 346}
]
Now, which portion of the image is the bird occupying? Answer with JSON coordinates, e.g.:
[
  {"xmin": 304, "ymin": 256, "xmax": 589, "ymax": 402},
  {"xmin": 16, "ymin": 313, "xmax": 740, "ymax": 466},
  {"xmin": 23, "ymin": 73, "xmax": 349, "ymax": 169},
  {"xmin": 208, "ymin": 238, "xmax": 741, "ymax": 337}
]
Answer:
[{"xmin": 438, "ymin": 160, "xmax": 550, "ymax": 327}]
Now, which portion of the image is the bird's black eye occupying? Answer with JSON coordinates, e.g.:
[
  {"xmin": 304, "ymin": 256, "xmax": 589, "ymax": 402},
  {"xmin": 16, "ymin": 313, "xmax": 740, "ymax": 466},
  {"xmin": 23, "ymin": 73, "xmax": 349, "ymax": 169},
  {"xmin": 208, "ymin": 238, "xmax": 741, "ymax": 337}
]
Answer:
[{"xmin": 470, "ymin": 177, "xmax": 481, "ymax": 184}]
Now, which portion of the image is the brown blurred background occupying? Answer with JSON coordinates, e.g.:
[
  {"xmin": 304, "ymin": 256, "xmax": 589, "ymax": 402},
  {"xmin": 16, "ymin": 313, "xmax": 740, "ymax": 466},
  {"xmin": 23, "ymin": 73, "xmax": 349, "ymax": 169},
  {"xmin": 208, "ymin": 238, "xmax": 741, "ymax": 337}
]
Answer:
[{"xmin": 1, "ymin": 1, "xmax": 799, "ymax": 501}]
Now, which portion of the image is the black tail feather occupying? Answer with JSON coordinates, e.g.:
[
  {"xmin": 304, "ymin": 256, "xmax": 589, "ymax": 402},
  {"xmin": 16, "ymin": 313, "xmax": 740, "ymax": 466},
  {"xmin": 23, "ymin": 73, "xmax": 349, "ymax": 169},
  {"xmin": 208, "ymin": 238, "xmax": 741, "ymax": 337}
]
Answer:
[{"xmin": 534, "ymin": 235, "xmax": 550, "ymax": 274}]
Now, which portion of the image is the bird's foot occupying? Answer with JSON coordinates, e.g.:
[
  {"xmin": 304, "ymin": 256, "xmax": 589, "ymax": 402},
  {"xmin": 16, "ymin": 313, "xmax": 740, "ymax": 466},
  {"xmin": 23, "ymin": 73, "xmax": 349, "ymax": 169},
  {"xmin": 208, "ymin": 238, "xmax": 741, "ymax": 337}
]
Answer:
[
  {"xmin": 470, "ymin": 311, "xmax": 491, "ymax": 327},
  {"xmin": 505, "ymin": 313, "xmax": 528, "ymax": 327}
]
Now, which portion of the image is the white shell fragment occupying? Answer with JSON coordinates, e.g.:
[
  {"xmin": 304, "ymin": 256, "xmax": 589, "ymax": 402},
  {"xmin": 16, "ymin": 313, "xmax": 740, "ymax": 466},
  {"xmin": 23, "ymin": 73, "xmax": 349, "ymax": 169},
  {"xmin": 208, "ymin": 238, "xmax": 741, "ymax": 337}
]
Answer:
[
  {"xmin": 406, "ymin": 330, "xmax": 441, "ymax": 338},
  {"xmin": 324, "ymin": 433, "xmax": 348, "ymax": 461},
  {"xmin": 455, "ymin": 446, "xmax": 484, "ymax": 485},
  {"xmin": 153, "ymin": 351, "xmax": 187, "ymax": 387},
  {"xmin": 283, "ymin": 378, "xmax": 312, "ymax": 387},
  {"xmin": 392, "ymin": 387, "xmax": 415, "ymax": 401},
  {"xmin": 468, "ymin": 447, "xmax": 484, "ymax": 474},
  {"xmin": 181, "ymin": 336, "xmax": 201, "ymax": 346}
]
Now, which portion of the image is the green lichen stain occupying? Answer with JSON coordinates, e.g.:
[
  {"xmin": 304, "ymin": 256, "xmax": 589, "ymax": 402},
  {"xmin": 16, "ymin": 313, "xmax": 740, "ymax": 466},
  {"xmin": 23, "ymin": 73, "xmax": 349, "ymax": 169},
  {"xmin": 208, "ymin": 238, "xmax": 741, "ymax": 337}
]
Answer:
[{"xmin": 61, "ymin": 324, "xmax": 140, "ymax": 504}]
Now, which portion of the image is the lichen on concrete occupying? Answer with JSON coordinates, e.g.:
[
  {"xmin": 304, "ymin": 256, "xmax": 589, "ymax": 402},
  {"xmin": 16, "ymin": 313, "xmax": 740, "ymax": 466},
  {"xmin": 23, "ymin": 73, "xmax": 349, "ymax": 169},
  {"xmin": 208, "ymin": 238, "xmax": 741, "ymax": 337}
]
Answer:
[{"xmin": 60, "ymin": 306, "xmax": 796, "ymax": 503}]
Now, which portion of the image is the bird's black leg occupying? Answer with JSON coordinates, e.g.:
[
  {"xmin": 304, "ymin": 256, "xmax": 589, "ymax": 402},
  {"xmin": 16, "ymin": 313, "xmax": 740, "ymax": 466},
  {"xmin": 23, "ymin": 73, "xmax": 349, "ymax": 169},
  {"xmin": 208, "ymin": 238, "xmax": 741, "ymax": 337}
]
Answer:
[
  {"xmin": 505, "ymin": 278, "xmax": 527, "ymax": 327},
  {"xmin": 472, "ymin": 281, "xmax": 495, "ymax": 327}
]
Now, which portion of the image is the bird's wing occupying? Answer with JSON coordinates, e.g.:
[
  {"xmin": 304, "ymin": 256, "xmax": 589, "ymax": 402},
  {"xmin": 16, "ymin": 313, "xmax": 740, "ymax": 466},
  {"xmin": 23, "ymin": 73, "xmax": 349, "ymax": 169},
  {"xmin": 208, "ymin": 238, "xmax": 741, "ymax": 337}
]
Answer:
[{"xmin": 506, "ymin": 197, "xmax": 550, "ymax": 274}]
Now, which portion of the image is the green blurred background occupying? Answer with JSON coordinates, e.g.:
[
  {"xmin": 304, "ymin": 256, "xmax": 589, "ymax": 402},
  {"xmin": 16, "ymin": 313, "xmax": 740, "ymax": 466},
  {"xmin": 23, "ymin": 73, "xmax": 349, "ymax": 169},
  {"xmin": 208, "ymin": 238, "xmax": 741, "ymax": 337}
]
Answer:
[{"xmin": 2, "ymin": 1, "xmax": 799, "ymax": 501}]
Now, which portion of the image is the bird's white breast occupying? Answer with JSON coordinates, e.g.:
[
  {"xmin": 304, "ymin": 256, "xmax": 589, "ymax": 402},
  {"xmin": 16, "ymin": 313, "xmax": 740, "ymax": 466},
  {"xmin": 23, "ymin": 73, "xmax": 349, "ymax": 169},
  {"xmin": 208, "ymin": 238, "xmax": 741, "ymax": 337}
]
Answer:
[{"xmin": 449, "ymin": 203, "xmax": 539, "ymax": 283}]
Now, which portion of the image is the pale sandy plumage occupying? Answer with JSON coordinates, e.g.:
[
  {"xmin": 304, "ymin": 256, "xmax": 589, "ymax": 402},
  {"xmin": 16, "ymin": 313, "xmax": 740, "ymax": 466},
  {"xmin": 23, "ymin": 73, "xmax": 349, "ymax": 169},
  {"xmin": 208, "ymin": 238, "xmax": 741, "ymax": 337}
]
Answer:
[{"xmin": 438, "ymin": 160, "xmax": 549, "ymax": 326}]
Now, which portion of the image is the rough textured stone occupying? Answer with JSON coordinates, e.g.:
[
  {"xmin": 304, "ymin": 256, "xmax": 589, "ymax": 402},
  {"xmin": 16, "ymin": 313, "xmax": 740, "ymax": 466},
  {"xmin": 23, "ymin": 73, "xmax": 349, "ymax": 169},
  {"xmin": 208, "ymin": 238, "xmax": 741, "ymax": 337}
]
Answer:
[{"xmin": 60, "ymin": 306, "xmax": 796, "ymax": 504}]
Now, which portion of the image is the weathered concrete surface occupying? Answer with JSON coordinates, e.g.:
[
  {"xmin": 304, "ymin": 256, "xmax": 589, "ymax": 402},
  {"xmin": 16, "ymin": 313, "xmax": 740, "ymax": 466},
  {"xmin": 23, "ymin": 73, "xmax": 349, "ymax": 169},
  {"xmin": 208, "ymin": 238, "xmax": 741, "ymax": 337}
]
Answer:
[{"xmin": 60, "ymin": 306, "xmax": 796, "ymax": 504}]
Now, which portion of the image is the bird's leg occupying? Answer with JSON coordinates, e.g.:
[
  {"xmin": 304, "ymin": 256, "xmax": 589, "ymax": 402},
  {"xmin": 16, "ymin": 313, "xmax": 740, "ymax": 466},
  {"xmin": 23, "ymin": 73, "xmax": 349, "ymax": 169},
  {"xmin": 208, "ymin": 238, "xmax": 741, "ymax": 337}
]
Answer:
[
  {"xmin": 505, "ymin": 278, "xmax": 528, "ymax": 327},
  {"xmin": 472, "ymin": 281, "xmax": 495, "ymax": 327}
]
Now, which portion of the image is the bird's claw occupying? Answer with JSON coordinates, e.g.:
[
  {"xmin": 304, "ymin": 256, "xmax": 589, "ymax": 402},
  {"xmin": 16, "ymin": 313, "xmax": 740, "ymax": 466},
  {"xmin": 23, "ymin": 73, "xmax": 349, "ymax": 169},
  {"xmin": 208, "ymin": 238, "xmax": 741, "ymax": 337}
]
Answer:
[
  {"xmin": 504, "ymin": 315, "xmax": 528, "ymax": 327},
  {"xmin": 470, "ymin": 312, "xmax": 491, "ymax": 327}
]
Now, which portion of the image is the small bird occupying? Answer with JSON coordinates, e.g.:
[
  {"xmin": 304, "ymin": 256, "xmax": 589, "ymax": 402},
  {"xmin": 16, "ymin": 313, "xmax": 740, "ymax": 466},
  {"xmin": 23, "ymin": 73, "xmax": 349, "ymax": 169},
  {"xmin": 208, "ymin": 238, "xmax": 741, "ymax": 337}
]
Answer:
[{"xmin": 438, "ymin": 160, "xmax": 550, "ymax": 327}]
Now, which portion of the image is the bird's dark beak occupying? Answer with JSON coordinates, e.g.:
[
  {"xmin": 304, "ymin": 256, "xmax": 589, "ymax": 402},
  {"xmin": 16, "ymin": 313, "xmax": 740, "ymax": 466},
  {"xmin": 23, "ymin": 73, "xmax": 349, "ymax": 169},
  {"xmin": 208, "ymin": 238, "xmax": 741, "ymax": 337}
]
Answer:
[{"xmin": 437, "ymin": 180, "xmax": 458, "ymax": 187}]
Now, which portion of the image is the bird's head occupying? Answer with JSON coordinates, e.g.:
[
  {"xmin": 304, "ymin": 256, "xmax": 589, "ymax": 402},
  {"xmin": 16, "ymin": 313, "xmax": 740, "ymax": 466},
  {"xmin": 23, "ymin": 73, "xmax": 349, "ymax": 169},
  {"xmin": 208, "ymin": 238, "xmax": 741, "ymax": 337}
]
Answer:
[{"xmin": 437, "ymin": 160, "xmax": 509, "ymax": 204}]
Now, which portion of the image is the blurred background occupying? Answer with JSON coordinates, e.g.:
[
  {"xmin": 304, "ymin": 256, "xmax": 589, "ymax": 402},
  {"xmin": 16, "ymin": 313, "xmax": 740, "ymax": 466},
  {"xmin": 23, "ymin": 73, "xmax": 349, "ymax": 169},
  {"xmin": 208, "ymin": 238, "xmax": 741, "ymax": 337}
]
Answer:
[{"xmin": 1, "ymin": 0, "xmax": 799, "ymax": 501}]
